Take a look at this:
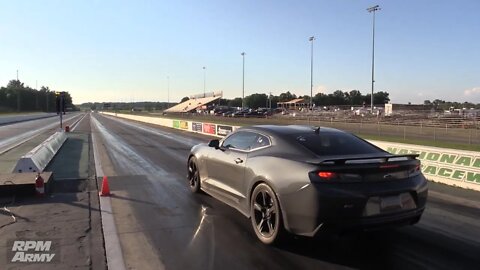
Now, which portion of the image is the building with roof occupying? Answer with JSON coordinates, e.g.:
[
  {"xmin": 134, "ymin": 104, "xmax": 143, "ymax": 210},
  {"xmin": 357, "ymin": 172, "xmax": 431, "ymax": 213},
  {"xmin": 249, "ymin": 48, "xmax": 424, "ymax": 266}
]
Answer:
[{"xmin": 277, "ymin": 98, "xmax": 309, "ymax": 110}]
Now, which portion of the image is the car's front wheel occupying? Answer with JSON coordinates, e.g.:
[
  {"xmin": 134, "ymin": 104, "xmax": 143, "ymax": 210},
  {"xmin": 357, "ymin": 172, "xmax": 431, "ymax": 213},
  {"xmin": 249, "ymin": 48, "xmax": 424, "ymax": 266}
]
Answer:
[
  {"xmin": 250, "ymin": 183, "xmax": 284, "ymax": 245},
  {"xmin": 188, "ymin": 157, "xmax": 200, "ymax": 193}
]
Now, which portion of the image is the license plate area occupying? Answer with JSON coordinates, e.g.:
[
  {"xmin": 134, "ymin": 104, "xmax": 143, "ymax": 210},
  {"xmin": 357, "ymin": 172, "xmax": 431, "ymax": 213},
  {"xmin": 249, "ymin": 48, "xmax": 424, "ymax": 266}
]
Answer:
[
  {"xmin": 380, "ymin": 195, "xmax": 402, "ymax": 212},
  {"xmin": 364, "ymin": 193, "xmax": 417, "ymax": 216}
]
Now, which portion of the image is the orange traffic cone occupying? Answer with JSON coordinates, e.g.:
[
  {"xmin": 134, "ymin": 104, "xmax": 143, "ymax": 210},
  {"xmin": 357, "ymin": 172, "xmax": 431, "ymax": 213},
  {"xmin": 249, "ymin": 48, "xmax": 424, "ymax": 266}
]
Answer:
[
  {"xmin": 35, "ymin": 173, "xmax": 45, "ymax": 197},
  {"xmin": 99, "ymin": 176, "xmax": 111, "ymax": 196}
]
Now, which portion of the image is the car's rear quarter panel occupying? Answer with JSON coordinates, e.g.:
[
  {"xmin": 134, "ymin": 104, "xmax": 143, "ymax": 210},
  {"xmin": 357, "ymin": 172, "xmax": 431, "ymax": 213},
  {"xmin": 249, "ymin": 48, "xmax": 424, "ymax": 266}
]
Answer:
[{"xmin": 244, "ymin": 155, "xmax": 320, "ymax": 233}]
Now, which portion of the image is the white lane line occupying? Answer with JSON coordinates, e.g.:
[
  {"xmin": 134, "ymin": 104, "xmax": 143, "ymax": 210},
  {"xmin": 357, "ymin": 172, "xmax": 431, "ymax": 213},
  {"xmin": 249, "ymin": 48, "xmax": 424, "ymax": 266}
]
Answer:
[
  {"xmin": 91, "ymin": 114, "xmax": 127, "ymax": 270},
  {"xmin": 70, "ymin": 113, "xmax": 88, "ymax": 132}
]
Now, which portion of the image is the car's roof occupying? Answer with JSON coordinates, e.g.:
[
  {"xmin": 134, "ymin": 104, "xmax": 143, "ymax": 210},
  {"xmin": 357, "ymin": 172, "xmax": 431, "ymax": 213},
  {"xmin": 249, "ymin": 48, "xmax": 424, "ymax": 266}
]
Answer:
[{"xmin": 238, "ymin": 125, "xmax": 343, "ymax": 137}]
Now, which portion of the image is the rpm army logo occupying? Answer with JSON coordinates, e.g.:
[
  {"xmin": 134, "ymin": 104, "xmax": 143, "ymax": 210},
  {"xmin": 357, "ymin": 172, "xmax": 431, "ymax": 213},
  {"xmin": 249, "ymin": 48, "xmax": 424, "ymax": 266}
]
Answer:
[{"xmin": 7, "ymin": 239, "xmax": 60, "ymax": 263}]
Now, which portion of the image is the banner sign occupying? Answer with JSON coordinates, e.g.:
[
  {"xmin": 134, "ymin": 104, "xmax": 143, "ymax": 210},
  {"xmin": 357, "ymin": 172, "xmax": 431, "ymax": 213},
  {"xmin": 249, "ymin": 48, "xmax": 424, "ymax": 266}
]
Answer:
[
  {"xmin": 192, "ymin": 122, "xmax": 203, "ymax": 132},
  {"xmin": 217, "ymin": 125, "xmax": 233, "ymax": 136},
  {"xmin": 172, "ymin": 120, "xmax": 180, "ymax": 129},
  {"xmin": 179, "ymin": 121, "xmax": 188, "ymax": 129},
  {"xmin": 370, "ymin": 140, "xmax": 480, "ymax": 191},
  {"xmin": 203, "ymin": 123, "xmax": 216, "ymax": 135}
]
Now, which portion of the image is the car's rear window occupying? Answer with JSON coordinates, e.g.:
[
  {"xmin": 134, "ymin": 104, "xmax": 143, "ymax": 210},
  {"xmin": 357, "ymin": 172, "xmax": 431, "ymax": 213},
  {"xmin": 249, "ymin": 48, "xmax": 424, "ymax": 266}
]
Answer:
[{"xmin": 294, "ymin": 132, "xmax": 381, "ymax": 156}]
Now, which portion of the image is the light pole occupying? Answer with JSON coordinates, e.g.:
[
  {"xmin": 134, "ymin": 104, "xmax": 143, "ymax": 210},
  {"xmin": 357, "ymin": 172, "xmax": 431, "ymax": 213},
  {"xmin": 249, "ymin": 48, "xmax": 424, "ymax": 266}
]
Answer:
[
  {"xmin": 46, "ymin": 90, "xmax": 49, "ymax": 112},
  {"xmin": 367, "ymin": 5, "xmax": 380, "ymax": 112},
  {"xmin": 167, "ymin": 76, "xmax": 170, "ymax": 108},
  {"xmin": 309, "ymin": 36, "xmax": 315, "ymax": 110},
  {"xmin": 268, "ymin": 92, "xmax": 272, "ymax": 109},
  {"xmin": 35, "ymin": 80, "xmax": 39, "ymax": 110},
  {"xmin": 203, "ymin": 66, "xmax": 206, "ymax": 97},
  {"xmin": 241, "ymin": 52, "xmax": 246, "ymax": 108}
]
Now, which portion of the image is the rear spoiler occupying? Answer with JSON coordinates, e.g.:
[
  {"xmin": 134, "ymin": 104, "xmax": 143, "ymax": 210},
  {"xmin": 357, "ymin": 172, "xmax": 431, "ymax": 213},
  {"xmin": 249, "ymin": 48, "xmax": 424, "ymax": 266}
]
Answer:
[{"xmin": 312, "ymin": 154, "xmax": 419, "ymax": 165}]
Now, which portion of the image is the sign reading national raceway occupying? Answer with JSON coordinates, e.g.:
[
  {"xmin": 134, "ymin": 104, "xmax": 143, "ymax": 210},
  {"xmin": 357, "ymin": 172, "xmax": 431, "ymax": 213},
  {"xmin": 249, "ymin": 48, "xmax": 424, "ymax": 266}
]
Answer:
[
  {"xmin": 7, "ymin": 239, "xmax": 60, "ymax": 264},
  {"xmin": 370, "ymin": 140, "xmax": 480, "ymax": 190}
]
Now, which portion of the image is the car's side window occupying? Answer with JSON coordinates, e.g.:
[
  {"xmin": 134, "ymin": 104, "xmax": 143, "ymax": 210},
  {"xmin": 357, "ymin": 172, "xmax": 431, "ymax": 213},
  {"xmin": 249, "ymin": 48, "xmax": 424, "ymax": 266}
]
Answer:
[
  {"xmin": 222, "ymin": 131, "xmax": 258, "ymax": 151},
  {"xmin": 250, "ymin": 134, "xmax": 271, "ymax": 150}
]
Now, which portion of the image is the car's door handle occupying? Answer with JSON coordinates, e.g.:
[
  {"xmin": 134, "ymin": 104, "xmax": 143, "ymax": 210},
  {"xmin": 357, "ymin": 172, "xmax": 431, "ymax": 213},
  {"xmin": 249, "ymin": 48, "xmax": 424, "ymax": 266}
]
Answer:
[{"xmin": 234, "ymin": 158, "xmax": 243, "ymax": 164}]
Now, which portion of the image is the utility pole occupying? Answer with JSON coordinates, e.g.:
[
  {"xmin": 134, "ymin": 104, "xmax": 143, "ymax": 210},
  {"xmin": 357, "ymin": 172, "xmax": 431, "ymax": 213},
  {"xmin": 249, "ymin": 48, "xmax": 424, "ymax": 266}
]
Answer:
[
  {"xmin": 241, "ymin": 52, "xmax": 246, "ymax": 108},
  {"xmin": 15, "ymin": 69, "xmax": 20, "ymax": 112},
  {"xmin": 46, "ymin": 91, "xmax": 49, "ymax": 112},
  {"xmin": 35, "ymin": 80, "xmax": 39, "ymax": 110},
  {"xmin": 269, "ymin": 92, "xmax": 272, "ymax": 109},
  {"xmin": 167, "ymin": 76, "xmax": 170, "ymax": 108},
  {"xmin": 367, "ymin": 5, "xmax": 381, "ymax": 112},
  {"xmin": 309, "ymin": 36, "xmax": 315, "ymax": 110},
  {"xmin": 15, "ymin": 69, "xmax": 21, "ymax": 112},
  {"xmin": 203, "ymin": 66, "xmax": 206, "ymax": 97}
]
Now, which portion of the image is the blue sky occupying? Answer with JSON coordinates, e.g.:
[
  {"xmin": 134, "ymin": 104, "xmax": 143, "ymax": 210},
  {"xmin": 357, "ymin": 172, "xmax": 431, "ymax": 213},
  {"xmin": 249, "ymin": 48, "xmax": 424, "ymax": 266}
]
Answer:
[{"xmin": 0, "ymin": 0, "xmax": 479, "ymax": 104}]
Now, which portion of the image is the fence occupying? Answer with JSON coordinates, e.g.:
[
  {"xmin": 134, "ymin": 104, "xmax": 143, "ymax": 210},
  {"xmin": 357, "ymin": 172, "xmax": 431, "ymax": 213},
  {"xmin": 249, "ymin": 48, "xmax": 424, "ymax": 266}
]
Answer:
[{"xmin": 151, "ymin": 112, "xmax": 479, "ymax": 146}]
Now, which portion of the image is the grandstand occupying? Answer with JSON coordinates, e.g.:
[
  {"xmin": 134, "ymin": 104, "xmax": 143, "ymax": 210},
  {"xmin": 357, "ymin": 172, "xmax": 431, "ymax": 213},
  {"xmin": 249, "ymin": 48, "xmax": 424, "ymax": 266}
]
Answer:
[
  {"xmin": 164, "ymin": 91, "xmax": 222, "ymax": 113},
  {"xmin": 277, "ymin": 98, "xmax": 309, "ymax": 110}
]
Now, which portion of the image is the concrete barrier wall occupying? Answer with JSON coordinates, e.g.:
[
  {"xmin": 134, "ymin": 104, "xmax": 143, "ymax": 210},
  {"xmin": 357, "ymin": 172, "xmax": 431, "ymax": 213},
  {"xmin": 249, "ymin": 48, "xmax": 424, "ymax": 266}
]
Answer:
[
  {"xmin": 13, "ymin": 131, "xmax": 67, "ymax": 173},
  {"xmin": 101, "ymin": 112, "xmax": 479, "ymax": 191},
  {"xmin": 101, "ymin": 112, "xmax": 239, "ymax": 138}
]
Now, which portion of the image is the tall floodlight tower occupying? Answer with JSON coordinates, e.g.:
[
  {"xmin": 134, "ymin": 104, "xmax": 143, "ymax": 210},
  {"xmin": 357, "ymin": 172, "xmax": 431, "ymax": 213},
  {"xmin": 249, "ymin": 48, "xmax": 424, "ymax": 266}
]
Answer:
[
  {"xmin": 309, "ymin": 36, "xmax": 315, "ymax": 110},
  {"xmin": 203, "ymin": 67, "xmax": 206, "ymax": 97},
  {"xmin": 167, "ymin": 76, "xmax": 170, "ymax": 108},
  {"xmin": 241, "ymin": 52, "xmax": 246, "ymax": 108},
  {"xmin": 367, "ymin": 5, "xmax": 381, "ymax": 112}
]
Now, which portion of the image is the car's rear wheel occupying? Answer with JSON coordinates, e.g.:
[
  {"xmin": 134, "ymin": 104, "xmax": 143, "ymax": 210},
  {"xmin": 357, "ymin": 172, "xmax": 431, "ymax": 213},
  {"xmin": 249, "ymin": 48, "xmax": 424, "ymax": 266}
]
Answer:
[
  {"xmin": 250, "ymin": 183, "xmax": 284, "ymax": 245},
  {"xmin": 188, "ymin": 157, "xmax": 200, "ymax": 193}
]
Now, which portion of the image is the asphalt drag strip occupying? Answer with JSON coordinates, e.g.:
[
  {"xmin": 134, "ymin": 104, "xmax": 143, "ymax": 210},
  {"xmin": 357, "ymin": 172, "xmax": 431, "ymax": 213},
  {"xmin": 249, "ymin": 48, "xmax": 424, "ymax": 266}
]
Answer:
[{"xmin": 91, "ymin": 112, "xmax": 480, "ymax": 270}]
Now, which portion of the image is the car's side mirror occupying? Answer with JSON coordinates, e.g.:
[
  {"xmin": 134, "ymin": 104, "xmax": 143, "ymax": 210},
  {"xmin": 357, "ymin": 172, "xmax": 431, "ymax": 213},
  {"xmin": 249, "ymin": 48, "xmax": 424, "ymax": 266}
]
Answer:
[{"xmin": 208, "ymin": 139, "xmax": 220, "ymax": 149}]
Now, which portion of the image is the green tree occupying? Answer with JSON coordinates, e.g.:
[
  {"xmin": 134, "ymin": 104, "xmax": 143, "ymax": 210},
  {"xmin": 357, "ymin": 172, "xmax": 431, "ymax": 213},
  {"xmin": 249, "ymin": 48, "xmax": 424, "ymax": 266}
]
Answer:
[
  {"xmin": 278, "ymin": 91, "xmax": 296, "ymax": 102},
  {"xmin": 0, "ymin": 80, "xmax": 75, "ymax": 113},
  {"xmin": 244, "ymin": 93, "xmax": 268, "ymax": 109},
  {"xmin": 349, "ymin": 90, "xmax": 363, "ymax": 105},
  {"xmin": 373, "ymin": 91, "xmax": 390, "ymax": 104},
  {"xmin": 331, "ymin": 90, "xmax": 347, "ymax": 105},
  {"xmin": 227, "ymin": 98, "xmax": 243, "ymax": 107},
  {"xmin": 313, "ymin": 93, "xmax": 327, "ymax": 106}
]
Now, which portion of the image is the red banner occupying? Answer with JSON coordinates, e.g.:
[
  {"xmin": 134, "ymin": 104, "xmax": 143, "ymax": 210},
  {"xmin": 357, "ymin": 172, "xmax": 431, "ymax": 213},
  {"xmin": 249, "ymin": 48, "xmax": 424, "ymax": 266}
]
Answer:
[{"xmin": 202, "ymin": 123, "xmax": 216, "ymax": 135}]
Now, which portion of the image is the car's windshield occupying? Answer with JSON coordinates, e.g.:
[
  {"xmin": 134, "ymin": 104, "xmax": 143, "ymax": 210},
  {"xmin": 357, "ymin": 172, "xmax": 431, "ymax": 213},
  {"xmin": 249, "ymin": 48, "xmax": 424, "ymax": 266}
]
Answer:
[{"xmin": 294, "ymin": 132, "xmax": 381, "ymax": 156}]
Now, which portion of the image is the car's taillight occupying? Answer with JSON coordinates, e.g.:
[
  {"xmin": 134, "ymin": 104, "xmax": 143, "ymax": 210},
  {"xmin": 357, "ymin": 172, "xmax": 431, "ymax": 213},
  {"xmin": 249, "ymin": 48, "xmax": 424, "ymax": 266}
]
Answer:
[
  {"xmin": 409, "ymin": 164, "xmax": 421, "ymax": 177},
  {"xmin": 317, "ymin": 171, "xmax": 337, "ymax": 180},
  {"xmin": 379, "ymin": 164, "xmax": 400, "ymax": 169}
]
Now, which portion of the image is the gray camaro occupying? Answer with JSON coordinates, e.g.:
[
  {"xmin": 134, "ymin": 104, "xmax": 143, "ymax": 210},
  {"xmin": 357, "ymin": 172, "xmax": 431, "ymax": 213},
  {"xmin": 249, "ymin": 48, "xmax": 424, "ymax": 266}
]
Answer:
[{"xmin": 188, "ymin": 125, "xmax": 428, "ymax": 244}]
